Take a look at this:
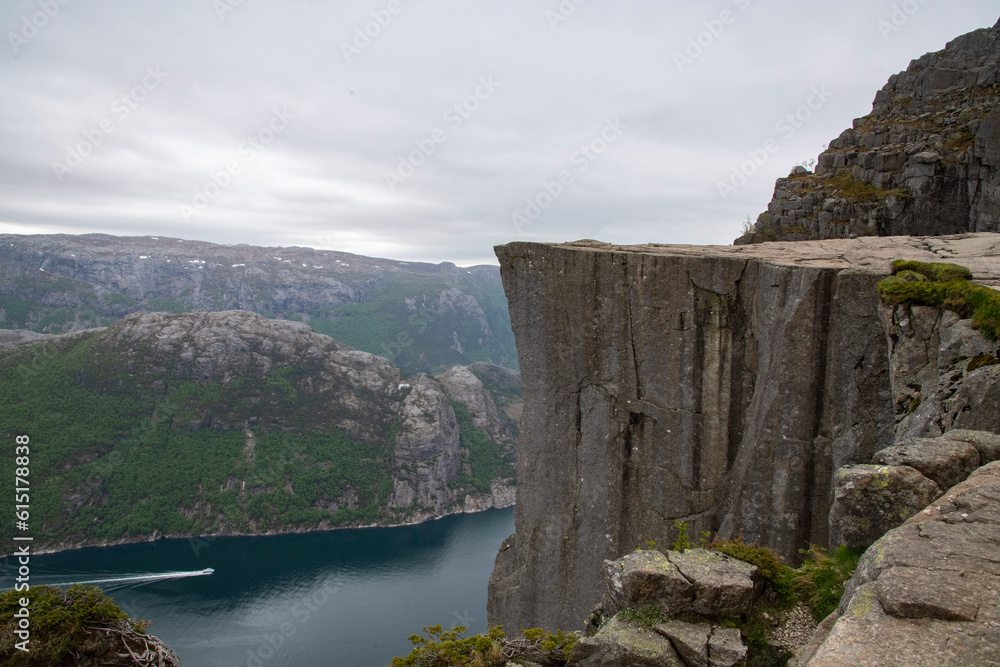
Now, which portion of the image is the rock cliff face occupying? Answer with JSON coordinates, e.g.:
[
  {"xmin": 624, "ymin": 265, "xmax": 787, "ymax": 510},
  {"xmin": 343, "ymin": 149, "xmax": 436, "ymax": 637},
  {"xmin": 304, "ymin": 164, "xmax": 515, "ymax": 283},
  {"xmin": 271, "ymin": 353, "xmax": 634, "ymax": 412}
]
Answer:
[
  {"xmin": 738, "ymin": 20, "xmax": 1000, "ymax": 244},
  {"xmin": 488, "ymin": 234, "xmax": 1000, "ymax": 633}
]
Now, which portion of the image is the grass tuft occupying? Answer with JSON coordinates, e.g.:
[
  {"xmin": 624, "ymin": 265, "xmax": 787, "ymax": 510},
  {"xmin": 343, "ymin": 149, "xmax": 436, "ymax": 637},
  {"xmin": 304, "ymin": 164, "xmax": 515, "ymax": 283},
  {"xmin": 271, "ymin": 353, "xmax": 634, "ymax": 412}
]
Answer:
[{"xmin": 792, "ymin": 545, "xmax": 862, "ymax": 621}]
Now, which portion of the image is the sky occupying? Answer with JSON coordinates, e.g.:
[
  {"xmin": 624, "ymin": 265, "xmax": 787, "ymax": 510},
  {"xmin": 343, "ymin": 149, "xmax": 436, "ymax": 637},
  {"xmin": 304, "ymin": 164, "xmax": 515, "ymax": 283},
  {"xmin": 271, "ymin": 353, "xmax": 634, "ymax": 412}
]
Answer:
[{"xmin": 0, "ymin": 1, "xmax": 997, "ymax": 266}]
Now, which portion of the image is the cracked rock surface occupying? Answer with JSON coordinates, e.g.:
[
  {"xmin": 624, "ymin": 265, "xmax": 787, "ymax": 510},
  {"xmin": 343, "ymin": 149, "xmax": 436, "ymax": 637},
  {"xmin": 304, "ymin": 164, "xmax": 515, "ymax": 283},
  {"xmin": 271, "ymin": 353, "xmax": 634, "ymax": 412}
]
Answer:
[
  {"xmin": 801, "ymin": 461, "xmax": 1000, "ymax": 666},
  {"xmin": 602, "ymin": 549, "xmax": 760, "ymax": 619}
]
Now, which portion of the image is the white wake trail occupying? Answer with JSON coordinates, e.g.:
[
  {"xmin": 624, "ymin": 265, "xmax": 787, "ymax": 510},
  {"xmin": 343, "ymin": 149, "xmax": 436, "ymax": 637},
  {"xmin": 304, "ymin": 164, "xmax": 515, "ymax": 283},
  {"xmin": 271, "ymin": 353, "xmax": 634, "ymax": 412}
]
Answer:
[{"xmin": 45, "ymin": 569, "xmax": 214, "ymax": 587}]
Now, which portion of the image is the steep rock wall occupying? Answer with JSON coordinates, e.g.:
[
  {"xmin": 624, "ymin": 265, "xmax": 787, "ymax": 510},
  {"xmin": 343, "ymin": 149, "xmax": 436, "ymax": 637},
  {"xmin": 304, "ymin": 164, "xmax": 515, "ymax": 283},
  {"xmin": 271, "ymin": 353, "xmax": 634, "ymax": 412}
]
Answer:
[{"xmin": 488, "ymin": 240, "xmax": 896, "ymax": 632}]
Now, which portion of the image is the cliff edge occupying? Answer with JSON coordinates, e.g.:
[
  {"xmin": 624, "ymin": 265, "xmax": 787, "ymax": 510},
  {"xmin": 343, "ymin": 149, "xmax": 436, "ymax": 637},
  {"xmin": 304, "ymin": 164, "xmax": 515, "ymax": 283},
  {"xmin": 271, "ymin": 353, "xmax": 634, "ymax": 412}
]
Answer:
[{"xmin": 488, "ymin": 233, "xmax": 1000, "ymax": 633}]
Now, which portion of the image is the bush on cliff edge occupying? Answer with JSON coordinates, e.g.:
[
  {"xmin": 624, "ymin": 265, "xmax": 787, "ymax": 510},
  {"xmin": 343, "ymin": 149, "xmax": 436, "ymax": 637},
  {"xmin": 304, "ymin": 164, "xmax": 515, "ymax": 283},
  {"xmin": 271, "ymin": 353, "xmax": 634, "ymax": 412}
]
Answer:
[{"xmin": 0, "ymin": 584, "xmax": 180, "ymax": 666}]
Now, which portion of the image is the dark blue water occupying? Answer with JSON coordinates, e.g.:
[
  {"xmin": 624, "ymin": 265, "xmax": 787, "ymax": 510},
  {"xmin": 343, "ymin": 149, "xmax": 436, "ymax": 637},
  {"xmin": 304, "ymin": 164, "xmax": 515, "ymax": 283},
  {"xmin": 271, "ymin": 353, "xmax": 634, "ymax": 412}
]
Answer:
[{"xmin": 3, "ymin": 507, "xmax": 514, "ymax": 667}]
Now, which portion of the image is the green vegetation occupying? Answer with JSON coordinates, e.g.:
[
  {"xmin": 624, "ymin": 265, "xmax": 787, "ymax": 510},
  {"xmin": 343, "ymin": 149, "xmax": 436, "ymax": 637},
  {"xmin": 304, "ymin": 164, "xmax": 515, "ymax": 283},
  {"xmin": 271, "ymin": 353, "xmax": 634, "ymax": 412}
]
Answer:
[
  {"xmin": 709, "ymin": 536, "xmax": 789, "ymax": 590},
  {"xmin": 390, "ymin": 625, "xmax": 576, "ymax": 667},
  {"xmin": 878, "ymin": 260, "xmax": 1000, "ymax": 341},
  {"xmin": 792, "ymin": 545, "xmax": 862, "ymax": 621},
  {"xmin": 0, "ymin": 296, "xmax": 33, "ymax": 328},
  {"xmin": 967, "ymin": 353, "xmax": 1000, "ymax": 373},
  {"xmin": 617, "ymin": 604, "xmax": 666, "ymax": 629},
  {"xmin": 0, "ymin": 585, "xmax": 175, "ymax": 666},
  {"xmin": 0, "ymin": 328, "xmax": 511, "ymax": 549},
  {"xmin": 945, "ymin": 129, "xmax": 976, "ymax": 151},
  {"xmin": 671, "ymin": 519, "xmax": 694, "ymax": 552},
  {"xmin": 625, "ymin": 531, "xmax": 862, "ymax": 665},
  {"xmin": 1, "ymin": 259, "xmax": 516, "ymax": 374},
  {"xmin": 310, "ymin": 274, "xmax": 517, "ymax": 375},
  {"xmin": 392, "ymin": 536, "xmax": 863, "ymax": 666},
  {"xmin": 828, "ymin": 172, "xmax": 911, "ymax": 205},
  {"xmin": 0, "ymin": 321, "xmax": 516, "ymax": 548},
  {"xmin": 449, "ymin": 401, "xmax": 514, "ymax": 493}
]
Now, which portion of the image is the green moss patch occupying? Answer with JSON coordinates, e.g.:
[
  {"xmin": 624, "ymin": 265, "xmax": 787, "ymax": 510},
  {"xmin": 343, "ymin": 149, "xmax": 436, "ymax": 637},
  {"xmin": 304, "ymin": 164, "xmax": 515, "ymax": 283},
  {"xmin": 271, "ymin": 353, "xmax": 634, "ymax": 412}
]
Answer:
[{"xmin": 878, "ymin": 260, "xmax": 1000, "ymax": 341}]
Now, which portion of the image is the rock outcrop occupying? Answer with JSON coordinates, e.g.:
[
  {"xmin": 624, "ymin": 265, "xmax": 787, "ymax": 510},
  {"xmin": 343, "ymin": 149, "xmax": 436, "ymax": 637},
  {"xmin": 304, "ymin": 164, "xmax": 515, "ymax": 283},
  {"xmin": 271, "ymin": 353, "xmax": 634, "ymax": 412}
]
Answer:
[
  {"xmin": 390, "ymin": 374, "xmax": 463, "ymax": 513},
  {"xmin": 568, "ymin": 616, "xmax": 684, "ymax": 667},
  {"xmin": 799, "ymin": 461, "xmax": 1000, "ymax": 666},
  {"xmin": 738, "ymin": 20, "xmax": 1000, "ymax": 244},
  {"xmin": 884, "ymin": 303, "xmax": 1000, "ymax": 440},
  {"xmin": 563, "ymin": 547, "xmax": 760, "ymax": 667},
  {"xmin": 488, "ymin": 234, "xmax": 1000, "ymax": 633},
  {"xmin": 828, "ymin": 463, "xmax": 942, "ymax": 551},
  {"xmin": 828, "ymin": 426, "xmax": 1000, "ymax": 550},
  {"xmin": 602, "ymin": 549, "xmax": 761, "ymax": 620}
]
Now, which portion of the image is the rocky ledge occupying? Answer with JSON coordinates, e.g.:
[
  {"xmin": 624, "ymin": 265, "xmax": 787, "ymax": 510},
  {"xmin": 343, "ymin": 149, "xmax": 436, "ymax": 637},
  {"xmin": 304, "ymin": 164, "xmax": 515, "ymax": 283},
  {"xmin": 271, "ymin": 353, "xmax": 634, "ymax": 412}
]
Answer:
[{"xmin": 799, "ymin": 460, "xmax": 1000, "ymax": 666}]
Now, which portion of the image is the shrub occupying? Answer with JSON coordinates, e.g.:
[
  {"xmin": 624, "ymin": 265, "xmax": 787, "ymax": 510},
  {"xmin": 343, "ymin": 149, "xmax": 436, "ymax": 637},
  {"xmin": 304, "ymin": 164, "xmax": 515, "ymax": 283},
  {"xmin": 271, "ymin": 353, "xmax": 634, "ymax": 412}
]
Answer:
[
  {"xmin": 0, "ymin": 585, "xmax": 174, "ymax": 666},
  {"xmin": 709, "ymin": 536, "xmax": 790, "ymax": 589},
  {"xmin": 390, "ymin": 625, "xmax": 576, "ymax": 667},
  {"xmin": 829, "ymin": 172, "xmax": 911, "ymax": 204},
  {"xmin": 617, "ymin": 604, "xmax": 666, "ymax": 629},
  {"xmin": 671, "ymin": 520, "xmax": 693, "ymax": 552}
]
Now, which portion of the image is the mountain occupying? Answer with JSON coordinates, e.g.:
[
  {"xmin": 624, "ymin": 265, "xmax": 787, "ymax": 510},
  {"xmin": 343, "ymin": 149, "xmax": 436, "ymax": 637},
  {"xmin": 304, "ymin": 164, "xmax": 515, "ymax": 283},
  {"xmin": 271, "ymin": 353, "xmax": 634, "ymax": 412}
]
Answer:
[
  {"xmin": 737, "ymin": 19, "xmax": 1000, "ymax": 244},
  {"xmin": 0, "ymin": 311, "xmax": 520, "ymax": 554},
  {"xmin": 0, "ymin": 233, "xmax": 516, "ymax": 375}
]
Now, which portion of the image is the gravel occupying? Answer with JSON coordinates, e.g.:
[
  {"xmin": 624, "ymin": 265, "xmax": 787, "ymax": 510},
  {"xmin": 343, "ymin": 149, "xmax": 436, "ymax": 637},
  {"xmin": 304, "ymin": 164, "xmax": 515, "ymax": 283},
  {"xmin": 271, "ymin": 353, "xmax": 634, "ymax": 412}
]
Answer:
[{"xmin": 769, "ymin": 603, "xmax": 818, "ymax": 653}]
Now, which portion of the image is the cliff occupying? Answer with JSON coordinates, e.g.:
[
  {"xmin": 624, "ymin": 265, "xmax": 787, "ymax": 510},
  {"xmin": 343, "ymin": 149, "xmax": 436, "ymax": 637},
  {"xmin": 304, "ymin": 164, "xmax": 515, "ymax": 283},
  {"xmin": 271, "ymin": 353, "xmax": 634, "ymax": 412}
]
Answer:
[
  {"xmin": 738, "ymin": 20, "xmax": 1000, "ymax": 244},
  {"xmin": 488, "ymin": 234, "xmax": 1000, "ymax": 633},
  {"xmin": 0, "ymin": 311, "xmax": 520, "ymax": 554}
]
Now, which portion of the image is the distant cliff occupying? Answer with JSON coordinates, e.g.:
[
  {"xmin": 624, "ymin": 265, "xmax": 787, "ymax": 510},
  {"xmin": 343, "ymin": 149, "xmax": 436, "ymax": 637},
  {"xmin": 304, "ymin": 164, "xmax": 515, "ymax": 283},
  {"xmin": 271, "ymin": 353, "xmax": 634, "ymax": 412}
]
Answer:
[
  {"xmin": 0, "ymin": 233, "xmax": 516, "ymax": 374},
  {"xmin": 488, "ymin": 234, "xmax": 1000, "ymax": 633},
  {"xmin": 738, "ymin": 19, "xmax": 1000, "ymax": 244},
  {"xmin": 0, "ymin": 311, "xmax": 520, "ymax": 555}
]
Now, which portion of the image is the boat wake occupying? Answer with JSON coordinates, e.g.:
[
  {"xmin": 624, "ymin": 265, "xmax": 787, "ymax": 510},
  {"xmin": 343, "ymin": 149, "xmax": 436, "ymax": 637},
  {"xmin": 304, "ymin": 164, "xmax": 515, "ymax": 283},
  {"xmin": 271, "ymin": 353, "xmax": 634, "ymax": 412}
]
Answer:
[{"xmin": 43, "ymin": 568, "xmax": 214, "ymax": 587}]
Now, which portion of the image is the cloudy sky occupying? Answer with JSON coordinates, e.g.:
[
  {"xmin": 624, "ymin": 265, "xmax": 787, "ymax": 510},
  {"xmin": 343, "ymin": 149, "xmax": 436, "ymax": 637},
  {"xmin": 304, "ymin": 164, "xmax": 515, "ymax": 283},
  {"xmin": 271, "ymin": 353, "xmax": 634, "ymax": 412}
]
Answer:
[{"xmin": 1, "ymin": 1, "xmax": 997, "ymax": 265}]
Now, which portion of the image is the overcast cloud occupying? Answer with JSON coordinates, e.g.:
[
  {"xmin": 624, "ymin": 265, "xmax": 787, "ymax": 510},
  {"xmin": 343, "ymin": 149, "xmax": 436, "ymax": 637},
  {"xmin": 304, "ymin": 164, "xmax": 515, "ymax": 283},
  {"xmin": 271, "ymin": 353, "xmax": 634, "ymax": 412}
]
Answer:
[{"xmin": 0, "ymin": 1, "xmax": 997, "ymax": 265}]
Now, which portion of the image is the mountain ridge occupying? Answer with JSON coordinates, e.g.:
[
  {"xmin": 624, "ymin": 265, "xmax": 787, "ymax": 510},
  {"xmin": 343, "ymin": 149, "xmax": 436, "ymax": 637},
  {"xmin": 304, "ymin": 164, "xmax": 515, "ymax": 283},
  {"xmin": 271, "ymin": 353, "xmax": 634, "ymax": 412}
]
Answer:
[{"xmin": 0, "ymin": 233, "xmax": 516, "ymax": 375}]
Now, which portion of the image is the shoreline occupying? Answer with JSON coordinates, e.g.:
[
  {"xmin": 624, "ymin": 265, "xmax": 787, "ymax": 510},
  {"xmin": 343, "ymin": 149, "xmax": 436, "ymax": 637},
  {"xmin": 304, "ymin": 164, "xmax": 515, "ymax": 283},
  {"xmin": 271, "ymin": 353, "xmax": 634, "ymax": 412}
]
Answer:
[{"xmin": 2, "ymin": 491, "xmax": 516, "ymax": 559}]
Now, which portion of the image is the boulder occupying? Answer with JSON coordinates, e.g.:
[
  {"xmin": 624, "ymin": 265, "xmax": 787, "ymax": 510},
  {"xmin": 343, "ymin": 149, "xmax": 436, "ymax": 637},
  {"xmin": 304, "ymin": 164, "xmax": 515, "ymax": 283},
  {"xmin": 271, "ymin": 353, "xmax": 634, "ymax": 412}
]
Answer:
[
  {"xmin": 603, "ymin": 549, "xmax": 760, "ymax": 619},
  {"xmin": 828, "ymin": 464, "xmax": 942, "ymax": 550},
  {"xmin": 708, "ymin": 627, "xmax": 747, "ymax": 667},
  {"xmin": 567, "ymin": 616, "xmax": 683, "ymax": 666},
  {"xmin": 938, "ymin": 429, "xmax": 1000, "ymax": 463},
  {"xmin": 668, "ymin": 550, "xmax": 761, "ymax": 618},
  {"xmin": 804, "ymin": 461, "xmax": 1000, "ymax": 666},
  {"xmin": 654, "ymin": 620, "xmax": 711, "ymax": 667},
  {"xmin": 603, "ymin": 550, "xmax": 693, "ymax": 617},
  {"xmin": 652, "ymin": 621, "xmax": 748, "ymax": 667},
  {"xmin": 872, "ymin": 437, "xmax": 980, "ymax": 489}
]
